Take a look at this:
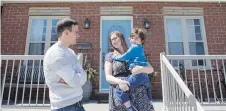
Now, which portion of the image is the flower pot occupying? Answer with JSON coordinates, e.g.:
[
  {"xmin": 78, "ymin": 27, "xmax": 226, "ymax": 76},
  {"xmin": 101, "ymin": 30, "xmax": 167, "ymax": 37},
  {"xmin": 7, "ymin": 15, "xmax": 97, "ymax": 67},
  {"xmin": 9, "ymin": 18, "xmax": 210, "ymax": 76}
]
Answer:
[{"xmin": 82, "ymin": 81, "xmax": 92, "ymax": 101}]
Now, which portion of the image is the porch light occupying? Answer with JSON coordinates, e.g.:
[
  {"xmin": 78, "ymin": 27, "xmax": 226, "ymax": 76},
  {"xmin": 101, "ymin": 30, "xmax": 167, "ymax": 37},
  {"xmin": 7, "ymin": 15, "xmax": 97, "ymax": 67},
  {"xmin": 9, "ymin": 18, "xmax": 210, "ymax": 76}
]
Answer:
[
  {"xmin": 144, "ymin": 19, "xmax": 150, "ymax": 29},
  {"xmin": 84, "ymin": 18, "xmax": 90, "ymax": 29}
]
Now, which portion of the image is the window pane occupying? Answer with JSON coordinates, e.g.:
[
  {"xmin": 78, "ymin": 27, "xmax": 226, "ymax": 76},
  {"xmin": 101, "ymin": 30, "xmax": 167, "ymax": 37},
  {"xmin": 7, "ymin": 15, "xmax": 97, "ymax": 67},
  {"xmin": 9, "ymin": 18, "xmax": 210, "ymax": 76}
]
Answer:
[
  {"xmin": 43, "ymin": 27, "xmax": 47, "ymax": 33},
  {"xmin": 194, "ymin": 19, "xmax": 200, "ymax": 25},
  {"xmin": 28, "ymin": 43, "xmax": 45, "ymax": 55},
  {"xmin": 30, "ymin": 19, "xmax": 47, "ymax": 41},
  {"xmin": 51, "ymin": 27, "xmax": 56, "ymax": 34},
  {"xmin": 195, "ymin": 33, "xmax": 202, "ymax": 40},
  {"xmin": 51, "ymin": 19, "xmax": 60, "ymax": 41},
  {"xmin": 44, "ymin": 20, "xmax": 47, "ymax": 26},
  {"xmin": 166, "ymin": 19, "xmax": 183, "ymax": 42},
  {"xmin": 52, "ymin": 19, "xmax": 60, "ymax": 26},
  {"xmin": 42, "ymin": 34, "xmax": 46, "ymax": 41},
  {"xmin": 186, "ymin": 19, "xmax": 200, "ymax": 26},
  {"xmin": 192, "ymin": 60, "xmax": 205, "ymax": 66},
  {"xmin": 51, "ymin": 33, "xmax": 57, "ymax": 41},
  {"xmin": 187, "ymin": 19, "xmax": 203, "ymax": 41},
  {"xmin": 32, "ymin": 19, "xmax": 47, "ymax": 26},
  {"xmin": 189, "ymin": 42, "xmax": 205, "ymax": 55},
  {"xmin": 195, "ymin": 26, "xmax": 201, "ymax": 33},
  {"xmin": 187, "ymin": 26, "xmax": 195, "ymax": 41},
  {"xmin": 171, "ymin": 60, "xmax": 185, "ymax": 68},
  {"xmin": 186, "ymin": 19, "xmax": 193, "ymax": 26},
  {"xmin": 168, "ymin": 42, "xmax": 184, "ymax": 55}
]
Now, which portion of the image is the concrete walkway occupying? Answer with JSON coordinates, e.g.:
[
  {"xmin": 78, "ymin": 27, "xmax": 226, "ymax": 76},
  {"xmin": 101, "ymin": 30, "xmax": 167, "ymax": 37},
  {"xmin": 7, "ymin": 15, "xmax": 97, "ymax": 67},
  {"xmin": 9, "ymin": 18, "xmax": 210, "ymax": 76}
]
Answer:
[{"xmin": 2, "ymin": 100, "xmax": 163, "ymax": 111}]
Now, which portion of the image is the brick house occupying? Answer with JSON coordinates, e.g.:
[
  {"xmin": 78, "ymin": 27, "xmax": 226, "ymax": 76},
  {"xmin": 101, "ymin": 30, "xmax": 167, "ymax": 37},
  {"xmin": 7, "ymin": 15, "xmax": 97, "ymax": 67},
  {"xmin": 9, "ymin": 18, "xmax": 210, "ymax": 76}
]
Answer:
[{"xmin": 1, "ymin": 0, "xmax": 226, "ymax": 101}]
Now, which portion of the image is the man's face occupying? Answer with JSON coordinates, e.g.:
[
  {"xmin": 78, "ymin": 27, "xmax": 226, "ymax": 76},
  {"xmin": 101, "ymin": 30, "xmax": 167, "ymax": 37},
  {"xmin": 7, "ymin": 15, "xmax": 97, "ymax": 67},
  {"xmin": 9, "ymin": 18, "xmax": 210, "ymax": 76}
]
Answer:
[{"xmin": 66, "ymin": 25, "xmax": 79, "ymax": 45}]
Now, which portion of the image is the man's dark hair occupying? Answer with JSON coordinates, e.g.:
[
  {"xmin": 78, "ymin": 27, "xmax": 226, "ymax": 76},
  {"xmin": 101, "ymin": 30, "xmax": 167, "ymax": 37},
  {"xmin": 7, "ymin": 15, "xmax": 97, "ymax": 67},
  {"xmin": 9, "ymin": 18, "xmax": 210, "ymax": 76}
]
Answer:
[{"xmin": 56, "ymin": 18, "xmax": 78, "ymax": 38}]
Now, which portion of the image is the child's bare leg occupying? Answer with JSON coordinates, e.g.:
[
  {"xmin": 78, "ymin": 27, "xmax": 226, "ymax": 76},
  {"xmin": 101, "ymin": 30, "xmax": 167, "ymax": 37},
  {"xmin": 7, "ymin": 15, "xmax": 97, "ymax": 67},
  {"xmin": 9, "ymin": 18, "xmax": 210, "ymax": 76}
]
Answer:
[
  {"xmin": 124, "ymin": 101, "xmax": 132, "ymax": 108},
  {"xmin": 124, "ymin": 101, "xmax": 137, "ymax": 111}
]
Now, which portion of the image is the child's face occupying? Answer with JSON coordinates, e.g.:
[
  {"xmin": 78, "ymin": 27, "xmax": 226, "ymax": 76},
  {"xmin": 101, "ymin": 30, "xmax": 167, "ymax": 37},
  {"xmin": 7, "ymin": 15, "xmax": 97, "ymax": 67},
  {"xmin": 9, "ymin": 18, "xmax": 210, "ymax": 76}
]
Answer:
[{"xmin": 129, "ymin": 35, "xmax": 142, "ymax": 45}]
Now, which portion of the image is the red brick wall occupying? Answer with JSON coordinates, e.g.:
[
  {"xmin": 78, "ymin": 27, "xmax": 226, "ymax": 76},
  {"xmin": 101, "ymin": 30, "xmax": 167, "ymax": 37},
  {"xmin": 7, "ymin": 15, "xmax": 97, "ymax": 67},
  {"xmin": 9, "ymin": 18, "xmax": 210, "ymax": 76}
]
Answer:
[
  {"xmin": 1, "ymin": 2, "xmax": 226, "ymax": 99},
  {"xmin": 203, "ymin": 3, "xmax": 226, "ymax": 54},
  {"xmin": 1, "ymin": 4, "xmax": 29, "ymax": 55}
]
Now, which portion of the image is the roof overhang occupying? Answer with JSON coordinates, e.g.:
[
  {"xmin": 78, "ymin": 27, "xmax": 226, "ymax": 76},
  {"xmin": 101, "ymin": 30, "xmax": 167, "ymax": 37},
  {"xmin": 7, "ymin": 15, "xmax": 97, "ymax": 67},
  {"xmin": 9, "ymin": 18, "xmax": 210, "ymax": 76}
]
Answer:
[{"xmin": 2, "ymin": 0, "xmax": 226, "ymax": 4}]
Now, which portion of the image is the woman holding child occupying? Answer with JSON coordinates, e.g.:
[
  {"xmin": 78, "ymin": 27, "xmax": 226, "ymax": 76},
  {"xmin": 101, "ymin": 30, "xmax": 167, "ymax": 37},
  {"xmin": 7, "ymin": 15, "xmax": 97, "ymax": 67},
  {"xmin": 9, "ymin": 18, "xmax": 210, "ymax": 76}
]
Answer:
[{"xmin": 104, "ymin": 28, "xmax": 155, "ymax": 111}]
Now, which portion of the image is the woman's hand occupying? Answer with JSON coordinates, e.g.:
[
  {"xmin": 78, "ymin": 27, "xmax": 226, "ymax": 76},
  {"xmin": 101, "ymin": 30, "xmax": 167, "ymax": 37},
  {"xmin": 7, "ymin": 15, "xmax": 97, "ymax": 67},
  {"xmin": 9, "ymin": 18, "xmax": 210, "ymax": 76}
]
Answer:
[{"xmin": 118, "ymin": 80, "xmax": 130, "ymax": 92}]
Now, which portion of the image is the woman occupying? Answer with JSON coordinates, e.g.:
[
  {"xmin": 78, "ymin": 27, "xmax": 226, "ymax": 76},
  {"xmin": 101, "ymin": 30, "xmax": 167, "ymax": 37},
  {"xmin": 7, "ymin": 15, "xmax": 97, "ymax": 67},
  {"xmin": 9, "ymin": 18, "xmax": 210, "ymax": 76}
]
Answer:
[{"xmin": 104, "ymin": 31, "xmax": 155, "ymax": 111}]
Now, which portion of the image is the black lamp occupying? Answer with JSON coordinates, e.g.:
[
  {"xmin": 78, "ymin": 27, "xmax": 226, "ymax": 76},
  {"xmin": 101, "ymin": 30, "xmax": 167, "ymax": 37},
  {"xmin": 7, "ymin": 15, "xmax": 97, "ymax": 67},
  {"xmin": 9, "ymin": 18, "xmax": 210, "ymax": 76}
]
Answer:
[
  {"xmin": 84, "ymin": 18, "xmax": 90, "ymax": 29},
  {"xmin": 144, "ymin": 19, "xmax": 150, "ymax": 29}
]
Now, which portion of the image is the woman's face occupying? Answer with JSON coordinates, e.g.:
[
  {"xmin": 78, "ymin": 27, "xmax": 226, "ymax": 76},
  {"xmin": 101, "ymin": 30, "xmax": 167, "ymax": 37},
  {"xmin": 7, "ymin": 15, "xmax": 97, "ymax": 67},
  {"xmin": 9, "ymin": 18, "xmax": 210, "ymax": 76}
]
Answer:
[{"xmin": 110, "ymin": 33, "xmax": 122, "ymax": 49}]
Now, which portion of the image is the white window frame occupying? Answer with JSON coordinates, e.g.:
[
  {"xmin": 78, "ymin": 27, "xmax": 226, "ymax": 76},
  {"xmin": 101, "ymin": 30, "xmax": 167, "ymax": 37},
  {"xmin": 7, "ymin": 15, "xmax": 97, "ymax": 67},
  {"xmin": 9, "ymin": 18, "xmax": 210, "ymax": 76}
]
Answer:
[
  {"xmin": 25, "ymin": 16, "xmax": 69, "ymax": 55},
  {"xmin": 164, "ymin": 16, "xmax": 210, "ymax": 69}
]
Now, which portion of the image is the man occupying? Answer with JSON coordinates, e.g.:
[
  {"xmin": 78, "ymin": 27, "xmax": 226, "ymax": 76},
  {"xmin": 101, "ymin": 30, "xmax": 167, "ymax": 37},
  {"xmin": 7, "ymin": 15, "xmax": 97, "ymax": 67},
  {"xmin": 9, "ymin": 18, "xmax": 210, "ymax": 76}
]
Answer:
[{"xmin": 43, "ymin": 18, "xmax": 87, "ymax": 111}]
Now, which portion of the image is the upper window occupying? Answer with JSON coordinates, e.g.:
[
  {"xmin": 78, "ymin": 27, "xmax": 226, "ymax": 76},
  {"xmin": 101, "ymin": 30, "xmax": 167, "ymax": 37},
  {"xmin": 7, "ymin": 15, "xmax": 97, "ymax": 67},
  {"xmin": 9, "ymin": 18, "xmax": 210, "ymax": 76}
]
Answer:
[
  {"xmin": 25, "ymin": 16, "xmax": 68, "ymax": 55},
  {"xmin": 164, "ymin": 16, "xmax": 208, "ymax": 67}
]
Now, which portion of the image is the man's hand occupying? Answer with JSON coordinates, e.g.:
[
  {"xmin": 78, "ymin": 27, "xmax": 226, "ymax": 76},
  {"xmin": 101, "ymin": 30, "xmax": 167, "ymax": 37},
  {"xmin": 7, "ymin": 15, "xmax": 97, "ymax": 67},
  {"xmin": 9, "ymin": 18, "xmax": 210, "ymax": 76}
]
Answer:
[{"xmin": 59, "ymin": 78, "xmax": 67, "ymax": 84}]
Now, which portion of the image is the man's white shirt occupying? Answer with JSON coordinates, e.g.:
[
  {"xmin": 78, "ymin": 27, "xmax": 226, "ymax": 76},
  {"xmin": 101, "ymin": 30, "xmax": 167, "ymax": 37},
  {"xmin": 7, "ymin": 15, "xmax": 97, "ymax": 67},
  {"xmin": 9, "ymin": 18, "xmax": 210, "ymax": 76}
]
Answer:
[{"xmin": 43, "ymin": 41, "xmax": 87, "ymax": 110}]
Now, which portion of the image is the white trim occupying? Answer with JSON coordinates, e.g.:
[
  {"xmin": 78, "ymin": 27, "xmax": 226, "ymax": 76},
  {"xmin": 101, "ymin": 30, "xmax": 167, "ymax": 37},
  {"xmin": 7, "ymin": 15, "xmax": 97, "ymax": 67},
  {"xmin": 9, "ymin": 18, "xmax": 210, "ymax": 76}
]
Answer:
[
  {"xmin": 101, "ymin": 16, "xmax": 133, "ymax": 20},
  {"xmin": 29, "ymin": 41, "xmax": 46, "ymax": 43},
  {"xmin": 166, "ymin": 55, "xmax": 226, "ymax": 60},
  {"xmin": 2, "ymin": 0, "xmax": 226, "ymax": 3},
  {"xmin": 29, "ymin": 7, "xmax": 70, "ymax": 16},
  {"xmin": 166, "ymin": 55, "xmax": 226, "ymax": 70},
  {"xmin": 1, "ymin": 55, "xmax": 44, "ymax": 60},
  {"xmin": 99, "ymin": 16, "xmax": 133, "ymax": 93},
  {"xmin": 45, "ymin": 17, "xmax": 52, "ymax": 53},
  {"xmin": 164, "ymin": 16, "xmax": 205, "ymax": 19},
  {"xmin": 164, "ymin": 16, "xmax": 209, "ymax": 69},
  {"xmin": 163, "ymin": 17, "xmax": 169, "ymax": 55},
  {"xmin": 25, "ymin": 16, "xmax": 32, "ymax": 55},
  {"xmin": 25, "ymin": 16, "xmax": 69, "ymax": 55},
  {"xmin": 200, "ymin": 16, "xmax": 209, "ymax": 57},
  {"xmin": 182, "ymin": 17, "xmax": 189, "ymax": 55}
]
